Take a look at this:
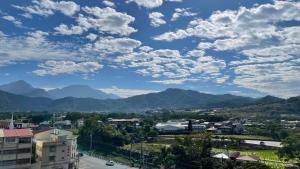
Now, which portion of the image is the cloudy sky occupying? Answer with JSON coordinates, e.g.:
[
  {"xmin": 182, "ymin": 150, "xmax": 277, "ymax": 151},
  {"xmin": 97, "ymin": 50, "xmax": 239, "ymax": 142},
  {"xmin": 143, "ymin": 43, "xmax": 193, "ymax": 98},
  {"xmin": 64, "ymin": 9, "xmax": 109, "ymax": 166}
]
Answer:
[{"xmin": 0, "ymin": 0, "xmax": 299, "ymax": 98}]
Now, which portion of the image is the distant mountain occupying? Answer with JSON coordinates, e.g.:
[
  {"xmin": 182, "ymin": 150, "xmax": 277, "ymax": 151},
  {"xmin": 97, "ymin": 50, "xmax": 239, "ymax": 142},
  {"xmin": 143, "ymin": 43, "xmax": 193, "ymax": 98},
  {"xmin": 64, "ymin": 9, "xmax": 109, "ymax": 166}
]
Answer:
[
  {"xmin": 0, "ymin": 87, "xmax": 298, "ymax": 114},
  {"xmin": 0, "ymin": 80, "xmax": 120, "ymax": 100},
  {"xmin": 48, "ymin": 88, "xmax": 256, "ymax": 112},
  {"xmin": 0, "ymin": 80, "xmax": 50, "ymax": 98},
  {"xmin": 48, "ymin": 85, "xmax": 120, "ymax": 99},
  {"xmin": 223, "ymin": 95, "xmax": 300, "ymax": 115},
  {"xmin": 0, "ymin": 90, "xmax": 52, "ymax": 112},
  {"xmin": 255, "ymin": 95, "xmax": 284, "ymax": 104}
]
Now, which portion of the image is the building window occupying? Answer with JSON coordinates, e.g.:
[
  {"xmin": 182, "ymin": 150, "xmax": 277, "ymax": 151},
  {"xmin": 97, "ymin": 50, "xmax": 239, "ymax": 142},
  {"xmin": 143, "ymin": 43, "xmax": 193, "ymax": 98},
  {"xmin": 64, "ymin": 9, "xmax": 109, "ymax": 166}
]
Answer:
[
  {"xmin": 5, "ymin": 137, "xmax": 16, "ymax": 143},
  {"xmin": 19, "ymin": 137, "xmax": 31, "ymax": 144},
  {"xmin": 2, "ymin": 160, "xmax": 17, "ymax": 166},
  {"xmin": 17, "ymin": 158, "xmax": 30, "ymax": 164},
  {"xmin": 18, "ymin": 148, "xmax": 31, "ymax": 154},
  {"xmin": 49, "ymin": 156, "xmax": 56, "ymax": 162},
  {"xmin": 3, "ymin": 149, "xmax": 17, "ymax": 154},
  {"xmin": 49, "ymin": 146, "xmax": 56, "ymax": 153}
]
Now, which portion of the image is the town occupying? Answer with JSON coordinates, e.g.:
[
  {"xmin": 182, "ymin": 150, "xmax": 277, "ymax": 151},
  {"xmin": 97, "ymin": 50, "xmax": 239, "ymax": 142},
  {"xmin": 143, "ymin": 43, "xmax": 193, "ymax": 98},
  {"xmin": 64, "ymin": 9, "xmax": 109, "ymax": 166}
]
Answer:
[{"xmin": 0, "ymin": 110, "xmax": 299, "ymax": 169}]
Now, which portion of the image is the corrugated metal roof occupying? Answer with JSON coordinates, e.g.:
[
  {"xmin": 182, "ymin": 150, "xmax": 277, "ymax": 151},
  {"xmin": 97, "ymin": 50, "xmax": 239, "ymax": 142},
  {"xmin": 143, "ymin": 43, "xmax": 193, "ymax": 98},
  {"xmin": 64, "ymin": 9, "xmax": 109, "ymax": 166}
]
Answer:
[{"xmin": 0, "ymin": 129, "xmax": 33, "ymax": 138}]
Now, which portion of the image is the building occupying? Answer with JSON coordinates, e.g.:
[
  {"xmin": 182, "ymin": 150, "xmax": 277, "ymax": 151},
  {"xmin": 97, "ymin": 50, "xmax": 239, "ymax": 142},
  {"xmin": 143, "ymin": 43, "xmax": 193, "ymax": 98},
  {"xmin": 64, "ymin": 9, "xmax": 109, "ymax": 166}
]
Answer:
[
  {"xmin": 107, "ymin": 118, "xmax": 141, "ymax": 125},
  {"xmin": 54, "ymin": 120, "xmax": 72, "ymax": 129},
  {"xmin": 0, "ymin": 129, "xmax": 33, "ymax": 169},
  {"xmin": 34, "ymin": 129, "xmax": 78, "ymax": 169},
  {"xmin": 76, "ymin": 119, "xmax": 84, "ymax": 128}
]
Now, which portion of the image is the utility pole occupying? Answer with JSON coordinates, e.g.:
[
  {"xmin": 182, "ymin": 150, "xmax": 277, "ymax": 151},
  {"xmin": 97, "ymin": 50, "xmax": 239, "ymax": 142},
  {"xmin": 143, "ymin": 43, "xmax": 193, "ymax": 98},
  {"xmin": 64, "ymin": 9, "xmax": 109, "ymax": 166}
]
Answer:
[
  {"xmin": 140, "ymin": 142, "xmax": 144, "ymax": 169},
  {"xmin": 130, "ymin": 138, "xmax": 133, "ymax": 166},
  {"xmin": 89, "ymin": 132, "xmax": 93, "ymax": 155}
]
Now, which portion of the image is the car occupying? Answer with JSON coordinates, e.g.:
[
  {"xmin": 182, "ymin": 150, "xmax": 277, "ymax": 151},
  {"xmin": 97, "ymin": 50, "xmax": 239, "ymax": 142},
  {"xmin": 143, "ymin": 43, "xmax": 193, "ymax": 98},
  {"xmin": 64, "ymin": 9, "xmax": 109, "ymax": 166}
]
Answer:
[
  {"xmin": 78, "ymin": 152, "xmax": 84, "ymax": 157},
  {"xmin": 105, "ymin": 160, "xmax": 115, "ymax": 166}
]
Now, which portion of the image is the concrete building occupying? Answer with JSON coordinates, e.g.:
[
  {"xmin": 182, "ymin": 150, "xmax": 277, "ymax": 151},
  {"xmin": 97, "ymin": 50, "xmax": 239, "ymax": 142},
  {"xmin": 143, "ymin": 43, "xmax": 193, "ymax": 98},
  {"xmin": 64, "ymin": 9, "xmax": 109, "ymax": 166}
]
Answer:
[
  {"xmin": 0, "ymin": 129, "xmax": 33, "ymax": 169},
  {"xmin": 34, "ymin": 129, "xmax": 78, "ymax": 169}
]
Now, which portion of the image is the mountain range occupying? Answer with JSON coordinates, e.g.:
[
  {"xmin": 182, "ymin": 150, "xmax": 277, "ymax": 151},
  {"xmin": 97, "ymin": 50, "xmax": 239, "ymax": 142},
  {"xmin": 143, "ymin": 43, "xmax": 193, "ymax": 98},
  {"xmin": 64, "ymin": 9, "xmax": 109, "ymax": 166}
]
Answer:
[
  {"xmin": 0, "ymin": 80, "xmax": 119, "ymax": 100},
  {"xmin": 0, "ymin": 80, "xmax": 298, "ymax": 113}
]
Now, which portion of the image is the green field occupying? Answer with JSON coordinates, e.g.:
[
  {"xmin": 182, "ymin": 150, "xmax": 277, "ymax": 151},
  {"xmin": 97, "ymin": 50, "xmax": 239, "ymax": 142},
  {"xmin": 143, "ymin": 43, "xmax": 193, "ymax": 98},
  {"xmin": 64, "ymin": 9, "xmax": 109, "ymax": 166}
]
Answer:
[
  {"xmin": 158, "ymin": 134, "xmax": 273, "ymax": 141},
  {"xmin": 123, "ymin": 143, "xmax": 170, "ymax": 153},
  {"xmin": 212, "ymin": 134, "xmax": 273, "ymax": 140}
]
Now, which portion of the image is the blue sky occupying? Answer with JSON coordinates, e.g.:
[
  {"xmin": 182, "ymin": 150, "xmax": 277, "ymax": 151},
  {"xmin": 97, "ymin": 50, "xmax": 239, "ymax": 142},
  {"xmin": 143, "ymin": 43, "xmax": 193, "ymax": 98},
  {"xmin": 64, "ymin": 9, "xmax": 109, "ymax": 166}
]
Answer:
[{"xmin": 0, "ymin": 0, "xmax": 299, "ymax": 98}]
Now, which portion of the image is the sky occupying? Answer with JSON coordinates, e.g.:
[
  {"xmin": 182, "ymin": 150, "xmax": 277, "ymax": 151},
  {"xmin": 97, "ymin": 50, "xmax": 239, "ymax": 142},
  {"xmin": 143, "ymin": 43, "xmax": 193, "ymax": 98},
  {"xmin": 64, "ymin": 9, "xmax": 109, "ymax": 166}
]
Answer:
[{"xmin": 0, "ymin": 0, "xmax": 299, "ymax": 98}]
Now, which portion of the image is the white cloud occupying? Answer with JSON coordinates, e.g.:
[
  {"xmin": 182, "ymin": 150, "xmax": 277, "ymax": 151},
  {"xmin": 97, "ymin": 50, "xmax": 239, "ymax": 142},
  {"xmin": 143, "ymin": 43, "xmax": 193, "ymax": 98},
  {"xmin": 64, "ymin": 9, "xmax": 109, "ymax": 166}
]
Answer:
[
  {"xmin": 166, "ymin": 0, "xmax": 182, "ymax": 2},
  {"xmin": 103, "ymin": 0, "xmax": 116, "ymax": 7},
  {"xmin": 2, "ymin": 15, "xmax": 22, "ymax": 27},
  {"xmin": 126, "ymin": 0, "xmax": 163, "ymax": 8},
  {"xmin": 233, "ymin": 61, "xmax": 300, "ymax": 98},
  {"xmin": 55, "ymin": 7, "xmax": 136, "ymax": 36},
  {"xmin": 153, "ymin": 0, "xmax": 300, "ymax": 97},
  {"xmin": 54, "ymin": 24, "xmax": 84, "ymax": 35},
  {"xmin": 33, "ymin": 60, "xmax": 103, "ymax": 76},
  {"xmin": 151, "ymin": 78, "xmax": 199, "ymax": 85},
  {"xmin": 154, "ymin": 1, "xmax": 300, "ymax": 41},
  {"xmin": 171, "ymin": 8, "xmax": 196, "ymax": 21},
  {"xmin": 114, "ymin": 48, "xmax": 227, "ymax": 83},
  {"xmin": 86, "ymin": 33, "xmax": 98, "ymax": 41},
  {"xmin": 149, "ymin": 12, "xmax": 166, "ymax": 27},
  {"xmin": 13, "ymin": 0, "xmax": 80, "ymax": 17},
  {"xmin": 87, "ymin": 36, "xmax": 142, "ymax": 54},
  {"xmin": 99, "ymin": 86, "xmax": 159, "ymax": 98},
  {"xmin": 0, "ymin": 31, "xmax": 86, "ymax": 67}
]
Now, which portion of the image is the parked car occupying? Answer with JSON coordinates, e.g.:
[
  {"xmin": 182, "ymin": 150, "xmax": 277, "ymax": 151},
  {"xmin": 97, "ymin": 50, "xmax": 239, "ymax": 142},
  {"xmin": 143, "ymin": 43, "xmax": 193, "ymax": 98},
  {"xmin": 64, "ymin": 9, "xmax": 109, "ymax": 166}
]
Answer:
[
  {"xmin": 78, "ymin": 152, "xmax": 84, "ymax": 157},
  {"xmin": 106, "ymin": 160, "xmax": 115, "ymax": 166}
]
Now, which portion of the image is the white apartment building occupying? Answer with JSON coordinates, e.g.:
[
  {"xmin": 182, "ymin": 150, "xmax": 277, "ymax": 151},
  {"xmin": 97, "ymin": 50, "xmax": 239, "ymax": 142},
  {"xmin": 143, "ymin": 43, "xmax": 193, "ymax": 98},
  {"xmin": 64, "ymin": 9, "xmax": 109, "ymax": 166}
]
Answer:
[{"xmin": 34, "ymin": 129, "xmax": 78, "ymax": 169}]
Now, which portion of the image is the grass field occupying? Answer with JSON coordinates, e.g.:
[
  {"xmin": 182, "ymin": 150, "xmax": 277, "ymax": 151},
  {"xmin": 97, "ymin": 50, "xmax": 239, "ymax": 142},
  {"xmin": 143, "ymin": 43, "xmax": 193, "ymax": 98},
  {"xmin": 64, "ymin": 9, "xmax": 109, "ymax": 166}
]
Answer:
[
  {"xmin": 212, "ymin": 134, "xmax": 273, "ymax": 140},
  {"xmin": 123, "ymin": 143, "xmax": 170, "ymax": 153},
  {"xmin": 158, "ymin": 134, "xmax": 273, "ymax": 141}
]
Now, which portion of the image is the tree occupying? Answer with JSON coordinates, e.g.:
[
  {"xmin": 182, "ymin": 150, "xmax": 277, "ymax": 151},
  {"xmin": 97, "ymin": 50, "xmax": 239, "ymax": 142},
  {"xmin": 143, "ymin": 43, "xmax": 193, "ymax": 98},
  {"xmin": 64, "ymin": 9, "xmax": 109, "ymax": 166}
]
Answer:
[
  {"xmin": 278, "ymin": 136, "xmax": 300, "ymax": 162},
  {"xmin": 158, "ymin": 133, "xmax": 213, "ymax": 169}
]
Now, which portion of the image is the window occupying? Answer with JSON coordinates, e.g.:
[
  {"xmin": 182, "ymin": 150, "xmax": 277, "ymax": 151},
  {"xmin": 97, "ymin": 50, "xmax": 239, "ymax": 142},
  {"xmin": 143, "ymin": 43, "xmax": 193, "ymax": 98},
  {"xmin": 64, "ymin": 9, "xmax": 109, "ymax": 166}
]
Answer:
[
  {"xmin": 17, "ymin": 158, "xmax": 30, "ymax": 164},
  {"xmin": 18, "ymin": 148, "xmax": 31, "ymax": 154},
  {"xmin": 49, "ymin": 146, "xmax": 56, "ymax": 153},
  {"xmin": 49, "ymin": 156, "xmax": 56, "ymax": 162},
  {"xmin": 5, "ymin": 137, "xmax": 16, "ymax": 143},
  {"xmin": 19, "ymin": 137, "xmax": 31, "ymax": 144},
  {"xmin": 2, "ymin": 160, "xmax": 16, "ymax": 166},
  {"xmin": 3, "ymin": 149, "xmax": 17, "ymax": 154}
]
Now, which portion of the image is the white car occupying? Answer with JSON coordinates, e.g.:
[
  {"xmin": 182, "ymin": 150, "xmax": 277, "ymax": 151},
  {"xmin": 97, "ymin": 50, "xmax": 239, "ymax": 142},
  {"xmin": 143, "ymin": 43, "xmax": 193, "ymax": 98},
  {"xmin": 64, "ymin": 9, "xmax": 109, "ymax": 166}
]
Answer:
[{"xmin": 106, "ymin": 160, "xmax": 115, "ymax": 166}]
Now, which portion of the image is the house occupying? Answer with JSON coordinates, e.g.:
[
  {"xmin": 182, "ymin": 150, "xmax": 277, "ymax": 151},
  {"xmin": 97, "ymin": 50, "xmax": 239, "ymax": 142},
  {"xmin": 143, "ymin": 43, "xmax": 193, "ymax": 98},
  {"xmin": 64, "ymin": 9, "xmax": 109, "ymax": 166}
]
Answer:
[
  {"xmin": 107, "ymin": 118, "xmax": 141, "ymax": 125},
  {"xmin": 34, "ymin": 129, "xmax": 78, "ymax": 169},
  {"xmin": 213, "ymin": 153, "xmax": 229, "ymax": 159},
  {"xmin": 76, "ymin": 119, "xmax": 84, "ymax": 128},
  {"xmin": 155, "ymin": 122, "xmax": 186, "ymax": 133},
  {"xmin": 54, "ymin": 120, "xmax": 72, "ymax": 129},
  {"xmin": 207, "ymin": 126, "xmax": 218, "ymax": 133},
  {"xmin": 236, "ymin": 155, "xmax": 260, "ymax": 162},
  {"xmin": 0, "ymin": 128, "xmax": 33, "ymax": 169}
]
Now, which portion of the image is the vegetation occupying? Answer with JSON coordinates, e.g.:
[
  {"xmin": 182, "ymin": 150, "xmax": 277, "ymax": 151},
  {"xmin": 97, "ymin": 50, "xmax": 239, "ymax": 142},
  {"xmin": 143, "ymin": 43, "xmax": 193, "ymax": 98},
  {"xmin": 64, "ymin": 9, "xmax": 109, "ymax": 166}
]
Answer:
[{"xmin": 278, "ymin": 135, "xmax": 300, "ymax": 162}]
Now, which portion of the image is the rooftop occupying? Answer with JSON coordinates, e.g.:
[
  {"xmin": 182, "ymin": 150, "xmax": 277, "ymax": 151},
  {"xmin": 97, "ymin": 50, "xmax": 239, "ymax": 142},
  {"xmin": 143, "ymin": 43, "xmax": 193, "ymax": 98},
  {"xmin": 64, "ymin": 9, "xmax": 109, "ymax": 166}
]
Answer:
[{"xmin": 0, "ymin": 129, "xmax": 33, "ymax": 138}]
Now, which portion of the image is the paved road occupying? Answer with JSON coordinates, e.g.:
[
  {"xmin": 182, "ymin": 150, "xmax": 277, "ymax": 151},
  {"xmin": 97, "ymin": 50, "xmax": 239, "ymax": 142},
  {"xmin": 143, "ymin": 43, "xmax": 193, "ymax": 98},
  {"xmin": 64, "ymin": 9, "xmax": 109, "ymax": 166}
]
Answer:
[{"xmin": 79, "ymin": 155, "xmax": 138, "ymax": 169}]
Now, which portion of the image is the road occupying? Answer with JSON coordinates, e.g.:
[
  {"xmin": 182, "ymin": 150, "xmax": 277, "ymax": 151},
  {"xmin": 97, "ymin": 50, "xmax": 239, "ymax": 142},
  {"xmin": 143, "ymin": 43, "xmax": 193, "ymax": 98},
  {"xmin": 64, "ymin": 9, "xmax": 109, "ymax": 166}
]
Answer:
[{"xmin": 79, "ymin": 155, "xmax": 138, "ymax": 169}]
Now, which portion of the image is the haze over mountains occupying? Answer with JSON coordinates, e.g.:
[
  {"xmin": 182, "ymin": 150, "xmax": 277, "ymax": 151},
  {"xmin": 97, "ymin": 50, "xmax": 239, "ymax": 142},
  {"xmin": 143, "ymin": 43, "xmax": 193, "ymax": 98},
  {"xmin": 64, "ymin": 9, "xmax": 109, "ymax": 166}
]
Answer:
[{"xmin": 0, "ymin": 80, "xmax": 298, "ymax": 113}]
